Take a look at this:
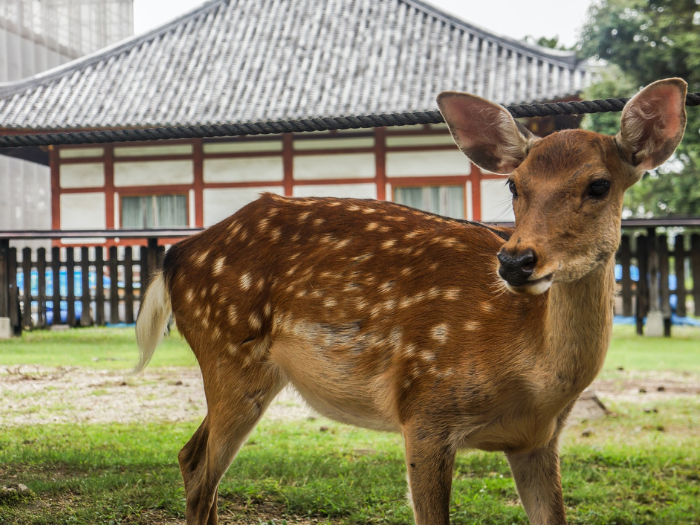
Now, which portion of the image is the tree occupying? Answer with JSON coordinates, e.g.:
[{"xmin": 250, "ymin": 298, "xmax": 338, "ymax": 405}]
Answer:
[{"xmin": 580, "ymin": 0, "xmax": 700, "ymax": 217}]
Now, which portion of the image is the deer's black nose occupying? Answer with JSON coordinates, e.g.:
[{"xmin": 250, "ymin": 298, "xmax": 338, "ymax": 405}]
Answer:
[{"xmin": 497, "ymin": 249, "xmax": 537, "ymax": 287}]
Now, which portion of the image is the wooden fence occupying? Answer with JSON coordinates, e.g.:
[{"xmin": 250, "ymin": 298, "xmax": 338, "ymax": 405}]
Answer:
[
  {"xmin": 0, "ymin": 229, "xmax": 200, "ymax": 335},
  {"xmin": 1, "ymin": 222, "xmax": 699, "ymax": 336}
]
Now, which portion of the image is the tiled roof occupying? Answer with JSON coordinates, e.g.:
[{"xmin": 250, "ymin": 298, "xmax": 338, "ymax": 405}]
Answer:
[{"xmin": 0, "ymin": 0, "xmax": 588, "ymax": 132}]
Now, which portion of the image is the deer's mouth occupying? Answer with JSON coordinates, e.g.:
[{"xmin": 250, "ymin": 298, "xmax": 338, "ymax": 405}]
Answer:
[{"xmin": 504, "ymin": 273, "xmax": 553, "ymax": 295}]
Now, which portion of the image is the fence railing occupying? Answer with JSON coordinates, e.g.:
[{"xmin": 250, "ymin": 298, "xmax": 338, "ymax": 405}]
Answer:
[
  {"xmin": 1, "ymin": 221, "xmax": 699, "ymax": 336},
  {"xmin": 0, "ymin": 229, "xmax": 201, "ymax": 335}
]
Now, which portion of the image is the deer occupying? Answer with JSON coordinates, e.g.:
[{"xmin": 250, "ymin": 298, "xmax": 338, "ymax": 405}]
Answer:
[{"xmin": 135, "ymin": 78, "xmax": 687, "ymax": 525}]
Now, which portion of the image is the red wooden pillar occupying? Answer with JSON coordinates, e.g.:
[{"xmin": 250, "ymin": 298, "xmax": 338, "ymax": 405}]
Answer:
[
  {"xmin": 283, "ymin": 133, "xmax": 293, "ymax": 196},
  {"xmin": 193, "ymin": 138, "xmax": 204, "ymax": 227},
  {"xmin": 104, "ymin": 145, "xmax": 115, "ymax": 229},
  {"xmin": 471, "ymin": 165, "xmax": 483, "ymax": 221},
  {"xmin": 49, "ymin": 146, "xmax": 60, "ymax": 230},
  {"xmin": 374, "ymin": 127, "xmax": 387, "ymax": 200}
]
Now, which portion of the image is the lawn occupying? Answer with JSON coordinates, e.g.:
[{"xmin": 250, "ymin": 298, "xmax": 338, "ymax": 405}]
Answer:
[{"xmin": 0, "ymin": 325, "xmax": 699, "ymax": 524}]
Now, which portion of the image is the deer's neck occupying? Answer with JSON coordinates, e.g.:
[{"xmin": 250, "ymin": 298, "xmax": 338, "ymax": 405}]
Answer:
[{"xmin": 540, "ymin": 257, "xmax": 616, "ymax": 395}]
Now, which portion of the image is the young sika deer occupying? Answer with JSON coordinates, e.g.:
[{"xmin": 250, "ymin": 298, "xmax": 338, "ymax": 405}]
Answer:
[{"xmin": 136, "ymin": 78, "xmax": 687, "ymax": 525}]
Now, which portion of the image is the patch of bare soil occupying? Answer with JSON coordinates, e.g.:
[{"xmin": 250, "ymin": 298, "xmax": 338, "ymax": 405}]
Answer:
[
  {"xmin": 0, "ymin": 365, "xmax": 314, "ymax": 427},
  {"xmin": 592, "ymin": 370, "xmax": 700, "ymax": 403},
  {"xmin": 1, "ymin": 366, "xmax": 697, "ymax": 427}
]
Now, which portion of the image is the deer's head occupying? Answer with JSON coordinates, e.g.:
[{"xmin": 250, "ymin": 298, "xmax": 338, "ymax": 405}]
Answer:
[{"xmin": 437, "ymin": 78, "xmax": 687, "ymax": 295}]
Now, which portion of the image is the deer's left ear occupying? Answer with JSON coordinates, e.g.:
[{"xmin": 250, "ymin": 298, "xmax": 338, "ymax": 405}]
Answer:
[{"xmin": 616, "ymin": 78, "xmax": 687, "ymax": 181}]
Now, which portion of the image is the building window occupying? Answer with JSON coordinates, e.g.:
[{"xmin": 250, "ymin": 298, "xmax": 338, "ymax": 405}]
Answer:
[
  {"xmin": 122, "ymin": 195, "xmax": 188, "ymax": 229},
  {"xmin": 394, "ymin": 185, "xmax": 465, "ymax": 219}
]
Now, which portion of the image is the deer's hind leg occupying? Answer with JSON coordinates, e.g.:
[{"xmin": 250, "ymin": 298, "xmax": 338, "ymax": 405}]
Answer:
[{"xmin": 179, "ymin": 344, "xmax": 286, "ymax": 525}]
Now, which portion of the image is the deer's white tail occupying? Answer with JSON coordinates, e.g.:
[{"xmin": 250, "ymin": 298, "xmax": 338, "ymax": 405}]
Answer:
[{"xmin": 135, "ymin": 271, "xmax": 171, "ymax": 373}]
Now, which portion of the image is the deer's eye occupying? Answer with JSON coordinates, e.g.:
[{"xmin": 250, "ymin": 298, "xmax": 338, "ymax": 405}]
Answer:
[
  {"xmin": 508, "ymin": 180, "xmax": 518, "ymax": 197},
  {"xmin": 588, "ymin": 180, "xmax": 610, "ymax": 198}
]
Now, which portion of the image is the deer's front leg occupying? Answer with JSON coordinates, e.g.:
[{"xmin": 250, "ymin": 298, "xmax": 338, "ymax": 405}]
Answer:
[
  {"xmin": 403, "ymin": 427, "xmax": 456, "ymax": 525},
  {"xmin": 505, "ymin": 438, "xmax": 566, "ymax": 525}
]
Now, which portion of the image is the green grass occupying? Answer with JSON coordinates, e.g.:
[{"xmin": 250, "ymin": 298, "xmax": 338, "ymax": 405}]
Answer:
[
  {"xmin": 602, "ymin": 325, "xmax": 700, "ymax": 373},
  {"xmin": 1, "ymin": 324, "xmax": 698, "ymax": 372},
  {"xmin": 0, "ymin": 405, "xmax": 698, "ymax": 524},
  {"xmin": 1, "ymin": 325, "xmax": 699, "ymax": 523},
  {"xmin": 0, "ymin": 327, "xmax": 196, "ymax": 369}
]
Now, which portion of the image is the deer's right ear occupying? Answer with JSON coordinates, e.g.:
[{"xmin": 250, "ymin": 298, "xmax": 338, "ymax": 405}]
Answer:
[{"xmin": 437, "ymin": 91, "xmax": 537, "ymax": 174}]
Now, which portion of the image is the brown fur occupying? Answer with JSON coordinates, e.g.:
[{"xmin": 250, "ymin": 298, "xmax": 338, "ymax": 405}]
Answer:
[{"xmin": 136, "ymin": 78, "xmax": 687, "ymax": 525}]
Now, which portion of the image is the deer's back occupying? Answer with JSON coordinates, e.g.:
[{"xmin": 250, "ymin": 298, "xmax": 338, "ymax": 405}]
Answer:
[{"xmin": 164, "ymin": 194, "xmax": 548, "ymax": 429}]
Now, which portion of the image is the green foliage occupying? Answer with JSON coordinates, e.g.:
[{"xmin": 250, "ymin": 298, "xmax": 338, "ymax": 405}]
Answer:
[{"xmin": 580, "ymin": 0, "xmax": 700, "ymax": 217}]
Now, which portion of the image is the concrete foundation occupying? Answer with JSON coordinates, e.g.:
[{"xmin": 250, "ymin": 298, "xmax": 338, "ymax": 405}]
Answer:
[
  {"xmin": 0, "ymin": 317, "xmax": 11, "ymax": 339},
  {"xmin": 646, "ymin": 310, "xmax": 665, "ymax": 337}
]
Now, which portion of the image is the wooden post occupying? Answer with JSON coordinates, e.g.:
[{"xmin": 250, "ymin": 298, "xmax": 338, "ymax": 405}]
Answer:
[
  {"xmin": 674, "ymin": 235, "xmax": 687, "ymax": 317},
  {"xmin": 658, "ymin": 235, "xmax": 671, "ymax": 337},
  {"xmin": 124, "ymin": 246, "xmax": 134, "ymax": 324},
  {"xmin": 37, "ymin": 248, "xmax": 47, "ymax": 328},
  {"xmin": 692, "ymin": 234, "xmax": 700, "ymax": 317},
  {"xmin": 108, "ymin": 246, "xmax": 119, "ymax": 324},
  {"xmin": 51, "ymin": 247, "xmax": 62, "ymax": 325},
  {"xmin": 635, "ymin": 235, "xmax": 648, "ymax": 336},
  {"xmin": 21, "ymin": 247, "xmax": 32, "ymax": 330},
  {"xmin": 0, "ymin": 239, "xmax": 9, "ymax": 319},
  {"xmin": 619, "ymin": 235, "xmax": 632, "ymax": 316},
  {"xmin": 66, "ymin": 248, "xmax": 75, "ymax": 327},
  {"xmin": 8, "ymin": 248, "xmax": 20, "ymax": 335},
  {"xmin": 95, "ymin": 247, "xmax": 105, "ymax": 326},
  {"xmin": 80, "ymin": 247, "xmax": 92, "ymax": 326}
]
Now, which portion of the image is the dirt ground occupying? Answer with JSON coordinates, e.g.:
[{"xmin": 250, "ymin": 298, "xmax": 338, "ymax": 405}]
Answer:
[{"xmin": 1, "ymin": 365, "xmax": 699, "ymax": 427}]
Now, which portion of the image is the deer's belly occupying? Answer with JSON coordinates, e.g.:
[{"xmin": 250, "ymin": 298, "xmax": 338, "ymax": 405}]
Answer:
[{"xmin": 268, "ymin": 335, "xmax": 400, "ymax": 432}]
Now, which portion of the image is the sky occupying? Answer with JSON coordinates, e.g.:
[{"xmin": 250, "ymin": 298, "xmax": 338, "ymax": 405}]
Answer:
[{"xmin": 134, "ymin": 0, "xmax": 596, "ymax": 49}]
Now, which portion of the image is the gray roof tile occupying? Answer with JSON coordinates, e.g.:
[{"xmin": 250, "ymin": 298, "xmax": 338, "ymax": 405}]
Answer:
[{"xmin": 0, "ymin": 0, "xmax": 588, "ymax": 132}]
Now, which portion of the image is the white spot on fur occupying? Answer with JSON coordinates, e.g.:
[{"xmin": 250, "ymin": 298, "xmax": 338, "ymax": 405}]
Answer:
[
  {"xmin": 186, "ymin": 289, "xmax": 195, "ymax": 302},
  {"xmin": 366, "ymin": 222, "xmax": 378, "ymax": 231},
  {"xmin": 444, "ymin": 288, "xmax": 460, "ymax": 300},
  {"xmin": 362, "ymin": 208, "xmax": 376, "ymax": 214},
  {"xmin": 314, "ymin": 218, "xmax": 325, "ymax": 227},
  {"xmin": 431, "ymin": 323, "xmax": 448, "ymax": 344},
  {"xmin": 324, "ymin": 298, "xmax": 337, "ymax": 308},
  {"xmin": 348, "ymin": 205, "xmax": 360, "ymax": 211},
  {"xmin": 240, "ymin": 273, "xmax": 252, "ymax": 290},
  {"xmin": 270, "ymin": 228, "xmax": 281, "ymax": 241},
  {"xmin": 228, "ymin": 305, "xmax": 238, "ymax": 325},
  {"xmin": 264, "ymin": 302, "xmax": 272, "ymax": 317},
  {"xmin": 464, "ymin": 320, "xmax": 481, "ymax": 331},
  {"xmin": 381, "ymin": 239, "xmax": 396, "ymax": 249},
  {"xmin": 213, "ymin": 256, "xmax": 226, "ymax": 276},
  {"xmin": 193, "ymin": 249, "xmax": 210, "ymax": 266},
  {"xmin": 249, "ymin": 313, "xmax": 262, "ymax": 330},
  {"xmin": 258, "ymin": 218, "xmax": 269, "ymax": 231},
  {"xmin": 257, "ymin": 277, "xmax": 265, "ymax": 290},
  {"xmin": 298, "ymin": 211, "xmax": 311, "ymax": 222}
]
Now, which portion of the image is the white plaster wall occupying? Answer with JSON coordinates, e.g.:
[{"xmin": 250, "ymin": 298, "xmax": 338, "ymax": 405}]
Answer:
[
  {"xmin": 480, "ymin": 180, "xmax": 514, "ymax": 222},
  {"xmin": 60, "ymin": 163, "xmax": 105, "ymax": 188},
  {"xmin": 204, "ymin": 157, "xmax": 284, "ymax": 183},
  {"xmin": 294, "ymin": 154, "xmax": 375, "ymax": 180},
  {"xmin": 203, "ymin": 187, "xmax": 284, "ymax": 227},
  {"xmin": 294, "ymin": 137, "xmax": 374, "ymax": 150},
  {"xmin": 204, "ymin": 141, "xmax": 282, "ymax": 153},
  {"xmin": 386, "ymin": 135, "xmax": 456, "ymax": 147},
  {"xmin": 59, "ymin": 147, "xmax": 104, "ymax": 159},
  {"xmin": 386, "ymin": 150, "xmax": 471, "ymax": 177},
  {"xmin": 114, "ymin": 160, "xmax": 194, "ymax": 186},
  {"xmin": 114, "ymin": 144, "xmax": 193, "ymax": 157},
  {"xmin": 60, "ymin": 193, "xmax": 106, "ymax": 229},
  {"xmin": 292, "ymin": 184, "xmax": 377, "ymax": 199}
]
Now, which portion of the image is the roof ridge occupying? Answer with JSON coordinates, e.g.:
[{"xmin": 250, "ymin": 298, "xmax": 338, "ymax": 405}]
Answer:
[
  {"xmin": 401, "ymin": 0, "xmax": 580, "ymax": 65},
  {"xmin": 0, "ymin": 0, "xmax": 226, "ymax": 98}
]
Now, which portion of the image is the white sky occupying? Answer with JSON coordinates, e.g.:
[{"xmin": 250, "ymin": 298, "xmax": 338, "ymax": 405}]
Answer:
[{"xmin": 134, "ymin": 0, "xmax": 595, "ymax": 49}]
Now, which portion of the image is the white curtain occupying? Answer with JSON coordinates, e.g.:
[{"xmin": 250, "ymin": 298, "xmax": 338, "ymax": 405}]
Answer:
[
  {"xmin": 122, "ymin": 195, "xmax": 187, "ymax": 228},
  {"xmin": 394, "ymin": 185, "xmax": 464, "ymax": 219}
]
